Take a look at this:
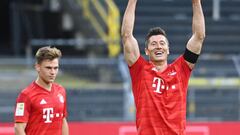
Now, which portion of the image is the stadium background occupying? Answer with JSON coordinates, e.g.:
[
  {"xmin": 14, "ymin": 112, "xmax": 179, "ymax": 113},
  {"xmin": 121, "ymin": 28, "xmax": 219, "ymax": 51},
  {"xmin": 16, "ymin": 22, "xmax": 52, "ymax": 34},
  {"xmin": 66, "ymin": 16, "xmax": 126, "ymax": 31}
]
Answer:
[{"xmin": 0, "ymin": 0, "xmax": 240, "ymax": 134}]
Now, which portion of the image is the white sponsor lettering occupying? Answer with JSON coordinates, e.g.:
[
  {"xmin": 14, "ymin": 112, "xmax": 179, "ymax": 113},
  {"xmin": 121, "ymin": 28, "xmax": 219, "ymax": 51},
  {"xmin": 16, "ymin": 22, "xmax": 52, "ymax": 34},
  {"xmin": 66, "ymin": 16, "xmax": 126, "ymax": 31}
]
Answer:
[
  {"xmin": 152, "ymin": 77, "xmax": 162, "ymax": 93},
  {"xmin": 152, "ymin": 77, "xmax": 176, "ymax": 94},
  {"xmin": 43, "ymin": 108, "xmax": 54, "ymax": 123}
]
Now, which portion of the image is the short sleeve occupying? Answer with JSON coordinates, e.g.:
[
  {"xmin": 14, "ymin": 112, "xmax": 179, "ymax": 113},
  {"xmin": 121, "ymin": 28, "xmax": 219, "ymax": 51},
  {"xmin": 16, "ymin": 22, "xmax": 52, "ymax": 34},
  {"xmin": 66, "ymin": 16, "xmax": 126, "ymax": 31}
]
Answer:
[
  {"xmin": 129, "ymin": 56, "xmax": 147, "ymax": 81},
  {"xmin": 174, "ymin": 55, "xmax": 192, "ymax": 75},
  {"xmin": 63, "ymin": 88, "xmax": 68, "ymax": 118},
  {"xmin": 14, "ymin": 92, "xmax": 31, "ymax": 123},
  {"xmin": 173, "ymin": 55, "xmax": 192, "ymax": 89}
]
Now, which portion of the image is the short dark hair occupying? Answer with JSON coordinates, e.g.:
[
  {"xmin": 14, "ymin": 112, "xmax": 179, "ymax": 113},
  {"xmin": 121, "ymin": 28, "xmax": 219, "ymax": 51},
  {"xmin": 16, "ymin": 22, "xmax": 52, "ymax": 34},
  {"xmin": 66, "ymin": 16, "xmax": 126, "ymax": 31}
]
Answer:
[
  {"xmin": 145, "ymin": 27, "xmax": 167, "ymax": 48},
  {"xmin": 35, "ymin": 46, "xmax": 62, "ymax": 64}
]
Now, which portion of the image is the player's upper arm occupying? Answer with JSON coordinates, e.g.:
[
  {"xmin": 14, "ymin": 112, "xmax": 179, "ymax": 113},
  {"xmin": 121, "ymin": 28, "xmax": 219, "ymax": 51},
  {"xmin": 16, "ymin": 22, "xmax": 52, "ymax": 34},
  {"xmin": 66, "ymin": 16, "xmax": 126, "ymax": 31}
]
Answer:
[
  {"xmin": 186, "ymin": 34, "xmax": 205, "ymax": 55},
  {"xmin": 185, "ymin": 34, "xmax": 205, "ymax": 69},
  {"xmin": 15, "ymin": 122, "xmax": 27, "ymax": 135},
  {"xmin": 122, "ymin": 34, "xmax": 140, "ymax": 66}
]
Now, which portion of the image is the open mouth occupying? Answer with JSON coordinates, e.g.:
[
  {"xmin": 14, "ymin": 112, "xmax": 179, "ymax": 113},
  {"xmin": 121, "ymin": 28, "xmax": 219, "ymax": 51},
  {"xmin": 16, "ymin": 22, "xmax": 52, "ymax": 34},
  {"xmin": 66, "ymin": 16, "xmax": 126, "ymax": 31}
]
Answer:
[
  {"xmin": 154, "ymin": 51, "xmax": 164, "ymax": 57},
  {"xmin": 49, "ymin": 76, "xmax": 55, "ymax": 80}
]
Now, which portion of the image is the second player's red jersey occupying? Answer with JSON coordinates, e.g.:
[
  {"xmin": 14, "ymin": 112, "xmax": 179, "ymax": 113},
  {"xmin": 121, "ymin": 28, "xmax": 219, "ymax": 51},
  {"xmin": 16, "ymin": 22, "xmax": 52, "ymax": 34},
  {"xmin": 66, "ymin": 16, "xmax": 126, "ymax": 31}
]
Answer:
[
  {"xmin": 14, "ymin": 82, "xmax": 67, "ymax": 135},
  {"xmin": 129, "ymin": 55, "xmax": 192, "ymax": 135}
]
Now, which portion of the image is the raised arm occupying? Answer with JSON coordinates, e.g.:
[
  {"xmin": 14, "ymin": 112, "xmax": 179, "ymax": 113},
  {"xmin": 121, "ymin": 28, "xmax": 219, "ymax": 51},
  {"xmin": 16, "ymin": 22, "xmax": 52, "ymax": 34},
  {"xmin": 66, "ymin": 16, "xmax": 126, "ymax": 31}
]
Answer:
[
  {"xmin": 121, "ymin": 0, "xmax": 140, "ymax": 66},
  {"xmin": 186, "ymin": 0, "xmax": 206, "ymax": 68}
]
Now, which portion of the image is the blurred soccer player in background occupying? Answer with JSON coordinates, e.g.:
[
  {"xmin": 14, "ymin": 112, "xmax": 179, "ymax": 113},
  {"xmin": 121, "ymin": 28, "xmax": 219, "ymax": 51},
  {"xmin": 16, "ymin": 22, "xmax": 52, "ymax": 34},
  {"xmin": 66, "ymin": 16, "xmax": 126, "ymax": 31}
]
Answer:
[
  {"xmin": 14, "ymin": 46, "xmax": 69, "ymax": 135},
  {"xmin": 121, "ymin": 0, "xmax": 205, "ymax": 134}
]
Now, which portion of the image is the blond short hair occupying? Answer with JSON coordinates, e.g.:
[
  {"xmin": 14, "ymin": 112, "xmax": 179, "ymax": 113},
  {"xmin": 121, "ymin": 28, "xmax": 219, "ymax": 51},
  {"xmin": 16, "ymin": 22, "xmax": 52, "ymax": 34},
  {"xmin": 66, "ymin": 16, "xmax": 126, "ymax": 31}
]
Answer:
[{"xmin": 35, "ymin": 46, "xmax": 62, "ymax": 64}]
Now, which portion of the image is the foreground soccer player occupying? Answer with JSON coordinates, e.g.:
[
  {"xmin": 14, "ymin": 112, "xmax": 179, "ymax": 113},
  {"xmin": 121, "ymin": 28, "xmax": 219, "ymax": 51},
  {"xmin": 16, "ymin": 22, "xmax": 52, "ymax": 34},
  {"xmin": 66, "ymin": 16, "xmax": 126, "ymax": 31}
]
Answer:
[
  {"xmin": 121, "ymin": 0, "xmax": 205, "ymax": 134},
  {"xmin": 14, "ymin": 46, "xmax": 69, "ymax": 135}
]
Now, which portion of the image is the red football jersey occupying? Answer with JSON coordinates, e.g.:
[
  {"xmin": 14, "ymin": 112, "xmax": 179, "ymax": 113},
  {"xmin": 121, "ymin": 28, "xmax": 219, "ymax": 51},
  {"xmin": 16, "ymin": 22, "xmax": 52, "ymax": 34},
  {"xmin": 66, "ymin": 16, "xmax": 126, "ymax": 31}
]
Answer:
[
  {"xmin": 129, "ymin": 55, "xmax": 192, "ymax": 135},
  {"xmin": 14, "ymin": 82, "xmax": 67, "ymax": 135}
]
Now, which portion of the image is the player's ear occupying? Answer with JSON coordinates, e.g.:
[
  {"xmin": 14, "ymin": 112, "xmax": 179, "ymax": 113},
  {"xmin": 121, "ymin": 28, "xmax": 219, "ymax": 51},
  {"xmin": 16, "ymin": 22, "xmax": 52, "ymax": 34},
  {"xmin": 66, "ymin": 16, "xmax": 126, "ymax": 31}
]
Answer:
[
  {"xmin": 145, "ymin": 48, "xmax": 149, "ymax": 55},
  {"xmin": 35, "ymin": 63, "xmax": 40, "ymax": 72},
  {"xmin": 167, "ymin": 44, "xmax": 170, "ymax": 54}
]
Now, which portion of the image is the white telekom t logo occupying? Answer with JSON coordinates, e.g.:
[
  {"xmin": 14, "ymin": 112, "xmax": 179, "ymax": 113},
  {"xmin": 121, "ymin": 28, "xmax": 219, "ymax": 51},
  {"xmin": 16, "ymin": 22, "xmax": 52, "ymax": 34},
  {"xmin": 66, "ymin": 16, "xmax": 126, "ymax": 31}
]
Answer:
[
  {"xmin": 152, "ymin": 77, "xmax": 162, "ymax": 93},
  {"xmin": 43, "ymin": 108, "xmax": 54, "ymax": 123}
]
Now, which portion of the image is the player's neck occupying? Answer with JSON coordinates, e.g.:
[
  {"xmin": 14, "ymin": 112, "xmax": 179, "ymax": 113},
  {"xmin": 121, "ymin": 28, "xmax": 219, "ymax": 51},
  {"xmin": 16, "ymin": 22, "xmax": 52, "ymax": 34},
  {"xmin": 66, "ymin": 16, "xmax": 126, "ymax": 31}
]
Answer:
[
  {"xmin": 151, "ymin": 61, "xmax": 168, "ymax": 72},
  {"xmin": 35, "ymin": 77, "xmax": 52, "ymax": 91}
]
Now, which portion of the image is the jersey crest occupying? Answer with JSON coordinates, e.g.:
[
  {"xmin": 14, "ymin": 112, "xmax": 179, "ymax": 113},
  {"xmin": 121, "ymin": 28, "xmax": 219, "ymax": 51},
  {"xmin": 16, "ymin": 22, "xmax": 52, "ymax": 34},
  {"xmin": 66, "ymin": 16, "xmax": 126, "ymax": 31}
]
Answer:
[{"xmin": 58, "ymin": 94, "xmax": 64, "ymax": 103}]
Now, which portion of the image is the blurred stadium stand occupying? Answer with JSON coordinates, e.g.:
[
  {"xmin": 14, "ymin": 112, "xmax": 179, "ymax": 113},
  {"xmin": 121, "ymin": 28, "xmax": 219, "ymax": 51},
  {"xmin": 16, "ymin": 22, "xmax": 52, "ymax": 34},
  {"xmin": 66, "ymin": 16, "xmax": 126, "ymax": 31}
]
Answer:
[
  {"xmin": 191, "ymin": 89, "xmax": 239, "ymax": 121},
  {"xmin": 116, "ymin": 0, "xmax": 240, "ymax": 55},
  {"xmin": 67, "ymin": 88, "xmax": 123, "ymax": 121},
  {"xmin": 0, "ymin": 0, "xmax": 240, "ymax": 123}
]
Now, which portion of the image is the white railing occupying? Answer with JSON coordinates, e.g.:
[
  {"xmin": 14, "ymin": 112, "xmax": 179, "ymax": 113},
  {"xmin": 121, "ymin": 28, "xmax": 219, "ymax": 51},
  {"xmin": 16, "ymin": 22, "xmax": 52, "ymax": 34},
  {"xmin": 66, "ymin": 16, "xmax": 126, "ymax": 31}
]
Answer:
[
  {"xmin": 232, "ymin": 55, "xmax": 240, "ymax": 78},
  {"xmin": 213, "ymin": 0, "xmax": 221, "ymax": 21},
  {"xmin": 118, "ymin": 55, "xmax": 135, "ymax": 121}
]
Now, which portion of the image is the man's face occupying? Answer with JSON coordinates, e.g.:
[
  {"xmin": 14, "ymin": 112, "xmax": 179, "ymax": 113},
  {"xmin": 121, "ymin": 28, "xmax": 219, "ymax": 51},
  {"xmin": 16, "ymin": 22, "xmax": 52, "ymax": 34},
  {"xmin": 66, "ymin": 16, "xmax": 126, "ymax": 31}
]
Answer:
[
  {"xmin": 35, "ymin": 58, "xmax": 59, "ymax": 84},
  {"xmin": 145, "ymin": 35, "xmax": 169, "ymax": 63}
]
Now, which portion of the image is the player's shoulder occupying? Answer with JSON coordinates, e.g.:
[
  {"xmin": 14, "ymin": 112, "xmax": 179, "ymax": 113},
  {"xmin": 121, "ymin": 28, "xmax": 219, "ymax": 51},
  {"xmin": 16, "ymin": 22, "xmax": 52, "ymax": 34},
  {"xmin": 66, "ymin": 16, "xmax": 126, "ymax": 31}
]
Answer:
[
  {"xmin": 20, "ymin": 82, "xmax": 37, "ymax": 94},
  {"xmin": 53, "ymin": 83, "xmax": 66, "ymax": 91},
  {"xmin": 130, "ymin": 55, "xmax": 149, "ymax": 68},
  {"xmin": 169, "ymin": 55, "xmax": 191, "ymax": 73},
  {"xmin": 139, "ymin": 55, "xmax": 148, "ymax": 64},
  {"xmin": 169, "ymin": 55, "xmax": 185, "ymax": 66}
]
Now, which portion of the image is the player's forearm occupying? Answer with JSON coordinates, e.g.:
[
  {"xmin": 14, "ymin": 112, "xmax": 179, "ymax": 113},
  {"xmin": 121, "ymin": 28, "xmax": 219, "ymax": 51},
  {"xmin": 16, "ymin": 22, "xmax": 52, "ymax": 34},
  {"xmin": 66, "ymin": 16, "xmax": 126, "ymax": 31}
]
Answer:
[
  {"xmin": 192, "ymin": 0, "xmax": 205, "ymax": 41},
  {"xmin": 14, "ymin": 124, "xmax": 26, "ymax": 135},
  {"xmin": 62, "ymin": 118, "xmax": 69, "ymax": 135},
  {"xmin": 15, "ymin": 131, "xmax": 26, "ymax": 135},
  {"xmin": 121, "ymin": 0, "xmax": 137, "ymax": 40}
]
